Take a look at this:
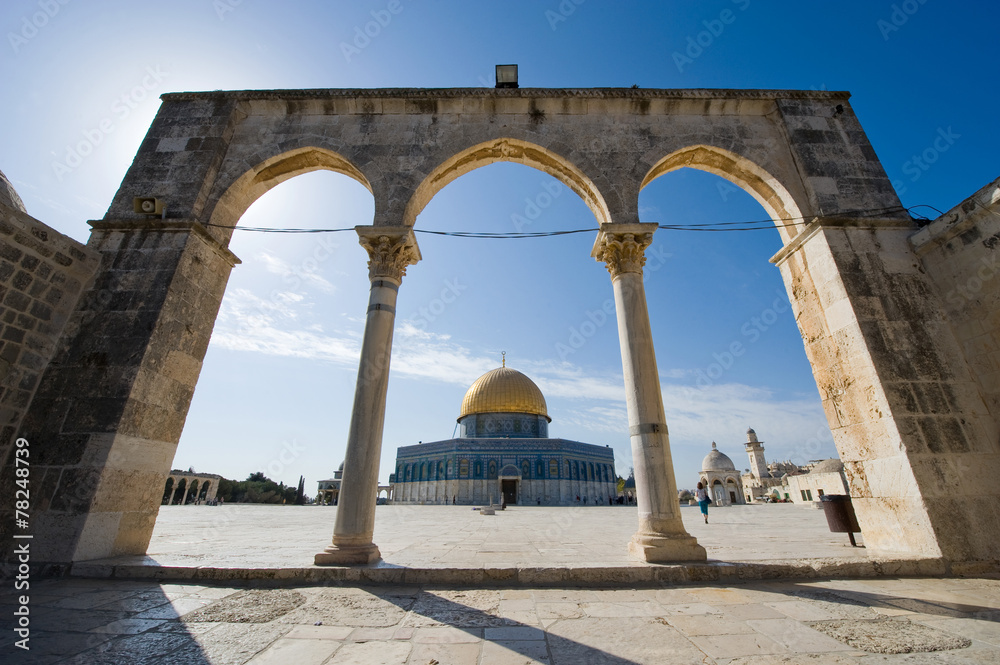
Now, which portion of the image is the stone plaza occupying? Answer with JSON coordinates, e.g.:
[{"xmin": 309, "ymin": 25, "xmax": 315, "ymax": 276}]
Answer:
[{"xmin": 5, "ymin": 504, "xmax": 1000, "ymax": 664}]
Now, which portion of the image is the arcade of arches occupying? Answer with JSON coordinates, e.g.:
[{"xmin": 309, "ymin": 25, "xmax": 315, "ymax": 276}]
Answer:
[
  {"xmin": 3, "ymin": 87, "xmax": 998, "ymax": 569},
  {"xmin": 161, "ymin": 472, "xmax": 221, "ymax": 505}
]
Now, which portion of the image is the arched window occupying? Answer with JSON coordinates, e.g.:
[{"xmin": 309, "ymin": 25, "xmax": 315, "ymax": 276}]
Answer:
[
  {"xmin": 488, "ymin": 460, "xmax": 497, "ymax": 478},
  {"xmin": 522, "ymin": 460, "xmax": 531, "ymax": 478},
  {"xmin": 537, "ymin": 460, "xmax": 545, "ymax": 478},
  {"xmin": 460, "ymin": 459, "xmax": 469, "ymax": 477},
  {"xmin": 438, "ymin": 461, "xmax": 445, "ymax": 479},
  {"xmin": 474, "ymin": 461, "xmax": 483, "ymax": 478},
  {"xmin": 550, "ymin": 459, "xmax": 559, "ymax": 478}
]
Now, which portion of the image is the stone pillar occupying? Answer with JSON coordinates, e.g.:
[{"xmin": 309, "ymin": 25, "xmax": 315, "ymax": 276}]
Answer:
[
  {"xmin": 316, "ymin": 227, "xmax": 419, "ymax": 565},
  {"xmin": 593, "ymin": 223, "xmax": 706, "ymax": 562},
  {"xmin": 17, "ymin": 220, "xmax": 239, "ymax": 564}
]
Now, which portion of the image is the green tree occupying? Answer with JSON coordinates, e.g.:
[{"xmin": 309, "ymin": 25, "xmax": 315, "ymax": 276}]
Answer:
[{"xmin": 295, "ymin": 476, "xmax": 305, "ymax": 505}]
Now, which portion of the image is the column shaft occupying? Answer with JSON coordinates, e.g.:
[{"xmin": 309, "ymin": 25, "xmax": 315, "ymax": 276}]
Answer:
[
  {"xmin": 316, "ymin": 228, "xmax": 419, "ymax": 565},
  {"xmin": 593, "ymin": 223, "xmax": 706, "ymax": 562}
]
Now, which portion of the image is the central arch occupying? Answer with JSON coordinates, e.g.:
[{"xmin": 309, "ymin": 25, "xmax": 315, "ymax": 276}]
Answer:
[{"xmin": 405, "ymin": 138, "xmax": 612, "ymax": 227}]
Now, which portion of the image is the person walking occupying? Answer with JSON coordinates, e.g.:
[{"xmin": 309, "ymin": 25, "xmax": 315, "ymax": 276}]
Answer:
[{"xmin": 695, "ymin": 481, "xmax": 710, "ymax": 524}]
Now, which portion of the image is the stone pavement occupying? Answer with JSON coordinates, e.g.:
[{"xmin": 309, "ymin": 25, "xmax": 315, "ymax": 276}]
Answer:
[
  {"xmin": 74, "ymin": 503, "xmax": 920, "ymax": 586},
  {"xmin": 3, "ymin": 574, "xmax": 1000, "ymax": 664},
  {"xmin": 142, "ymin": 503, "xmax": 871, "ymax": 567}
]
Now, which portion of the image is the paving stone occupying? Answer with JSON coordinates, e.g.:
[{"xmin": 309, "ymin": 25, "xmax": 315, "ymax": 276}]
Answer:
[
  {"xmin": 686, "ymin": 632, "xmax": 790, "ymax": 660},
  {"xmin": 408, "ymin": 641, "xmax": 484, "ymax": 665},
  {"xmin": 284, "ymin": 624, "xmax": 354, "ymax": 640},
  {"xmin": 282, "ymin": 588, "xmax": 410, "ymax": 627},
  {"xmin": 88, "ymin": 617, "xmax": 168, "ymax": 635},
  {"xmin": 808, "ymin": 616, "xmax": 973, "ymax": 654},
  {"xmin": 326, "ymin": 640, "xmax": 411, "ymax": 664},
  {"xmin": 245, "ymin": 637, "xmax": 340, "ymax": 664},
  {"xmin": 412, "ymin": 625, "xmax": 483, "ymax": 643},
  {"xmin": 184, "ymin": 589, "xmax": 305, "ymax": 623},
  {"xmin": 481, "ymin": 639, "xmax": 551, "ymax": 664},
  {"xmin": 546, "ymin": 617, "xmax": 709, "ymax": 665},
  {"xmin": 186, "ymin": 622, "xmax": 292, "ymax": 665},
  {"xmin": 747, "ymin": 618, "xmax": 858, "ymax": 653}
]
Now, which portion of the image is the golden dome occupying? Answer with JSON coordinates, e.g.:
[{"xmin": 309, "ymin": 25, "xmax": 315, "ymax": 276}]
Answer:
[{"xmin": 458, "ymin": 366, "xmax": 550, "ymax": 421}]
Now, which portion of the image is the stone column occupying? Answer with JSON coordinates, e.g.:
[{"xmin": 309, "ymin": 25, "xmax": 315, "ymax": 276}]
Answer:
[
  {"xmin": 315, "ymin": 227, "xmax": 419, "ymax": 565},
  {"xmin": 593, "ymin": 223, "xmax": 706, "ymax": 562}
]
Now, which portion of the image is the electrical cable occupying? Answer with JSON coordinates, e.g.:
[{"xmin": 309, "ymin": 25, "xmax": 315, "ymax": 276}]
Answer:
[{"xmin": 202, "ymin": 204, "xmax": 925, "ymax": 237}]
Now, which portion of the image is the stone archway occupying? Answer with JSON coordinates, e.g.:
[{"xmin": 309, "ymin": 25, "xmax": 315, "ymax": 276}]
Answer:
[{"xmin": 16, "ymin": 87, "xmax": 998, "ymax": 568}]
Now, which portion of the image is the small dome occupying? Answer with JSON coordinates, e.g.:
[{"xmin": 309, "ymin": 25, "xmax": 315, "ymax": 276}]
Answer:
[
  {"xmin": 746, "ymin": 427, "xmax": 759, "ymax": 443},
  {"xmin": 338, "ymin": 461, "xmax": 345, "ymax": 471},
  {"xmin": 459, "ymin": 366, "xmax": 549, "ymax": 421},
  {"xmin": 701, "ymin": 442, "xmax": 736, "ymax": 472},
  {"xmin": 810, "ymin": 459, "xmax": 844, "ymax": 474}
]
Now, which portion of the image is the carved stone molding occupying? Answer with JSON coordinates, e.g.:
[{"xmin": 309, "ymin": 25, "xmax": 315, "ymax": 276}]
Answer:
[
  {"xmin": 356, "ymin": 226, "xmax": 421, "ymax": 282},
  {"xmin": 592, "ymin": 223, "xmax": 658, "ymax": 279}
]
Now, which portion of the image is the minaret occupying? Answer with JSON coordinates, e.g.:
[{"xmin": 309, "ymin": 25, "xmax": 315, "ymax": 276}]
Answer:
[{"xmin": 744, "ymin": 427, "xmax": 768, "ymax": 479}]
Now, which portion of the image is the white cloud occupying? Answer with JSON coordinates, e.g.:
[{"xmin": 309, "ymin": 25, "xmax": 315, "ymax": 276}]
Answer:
[
  {"xmin": 209, "ymin": 291, "xmax": 831, "ymax": 470},
  {"xmin": 255, "ymin": 251, "xmax": 335, "ymax": 293}
]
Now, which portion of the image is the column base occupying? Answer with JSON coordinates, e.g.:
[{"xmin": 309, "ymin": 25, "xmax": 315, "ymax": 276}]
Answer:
[
  {"xmin": 314, "ymin": 543, "xmax": 381, "ymax": 566},
  {"xmin": 629, "ymin": 532, "xmax": 707, "ymax": 563}
]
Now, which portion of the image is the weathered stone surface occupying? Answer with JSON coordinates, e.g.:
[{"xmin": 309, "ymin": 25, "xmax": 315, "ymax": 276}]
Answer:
[{"xmin": 809, "ymin": 616, "xmax": 972, "ymax": 654}]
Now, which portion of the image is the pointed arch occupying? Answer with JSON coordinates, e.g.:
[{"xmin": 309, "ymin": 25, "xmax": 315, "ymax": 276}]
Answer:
[
  {"xmin": 206, "ymin": 146, "xmax": 372, "ymax": 232},
  {"xmin": 641, "ymin": 145, "xmax": 806, "ymax": 245},
  {"xmin": 404, "ymin": 138, "xmax": 611, "ymax": 227}
]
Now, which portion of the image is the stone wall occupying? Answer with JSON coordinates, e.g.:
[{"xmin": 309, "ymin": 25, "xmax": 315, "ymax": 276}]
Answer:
[
  {"xmin": 911, "ymin": 178, "xmax": 1000, "ymax": 431},
  {"xmin": 12, "ymin": 220, "xmax": 239, "ymax": 563},
  {"xmin": 0, "ymin": 202, "xmax": 99, "ymax": 515}
]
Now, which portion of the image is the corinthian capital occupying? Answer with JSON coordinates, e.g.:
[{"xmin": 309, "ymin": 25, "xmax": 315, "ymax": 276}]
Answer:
[
  {"xmin": 356, "ymin": 226, "xmax": 421, "ymax": 282},
  {"xmin": 591, "ymin": 223, "xmax": 658, "ymax": 279}
]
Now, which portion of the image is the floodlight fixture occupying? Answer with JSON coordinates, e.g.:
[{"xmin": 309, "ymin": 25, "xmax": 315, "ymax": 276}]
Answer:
[{"xmin": 495, "ymin": 64, "xmax": 518, "ymax": 89}]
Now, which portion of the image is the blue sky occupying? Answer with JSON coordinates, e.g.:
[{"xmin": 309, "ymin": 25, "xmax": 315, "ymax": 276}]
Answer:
[{"xmin": 3, "ymin": 1, "xmax": 997, "ymax": 494}]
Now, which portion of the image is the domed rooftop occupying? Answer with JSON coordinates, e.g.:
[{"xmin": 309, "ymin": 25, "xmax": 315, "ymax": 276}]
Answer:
[
  {"xmin": 459, "ymin": 364, "xmax": 549, "ymax": 421},
  {"xmin": 810, "ymin": 458, "xmax": 844, "ymax": 474},
  {"xmin": 701, "ymin": 442, "xmax": 736, "ymax": 472}
]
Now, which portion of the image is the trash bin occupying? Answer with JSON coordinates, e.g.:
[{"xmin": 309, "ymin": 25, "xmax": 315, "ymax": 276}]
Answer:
[{"xmin": 820, "ymin": 494, "xmax": 861, "ymax": 547}]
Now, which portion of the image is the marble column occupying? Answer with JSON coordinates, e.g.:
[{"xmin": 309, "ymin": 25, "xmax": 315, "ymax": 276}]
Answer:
[
  {"xmin": 315, "ymin": 226, "xmax": 420, "ymax": 565},
  {"xmin": 592, "ymin": 223, "xmax": 706, "ymax": 562}
]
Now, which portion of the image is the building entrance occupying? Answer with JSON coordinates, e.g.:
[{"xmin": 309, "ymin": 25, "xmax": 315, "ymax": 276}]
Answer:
[{"xmin": 502, "ymin": 480, "xmax": 518, "ymax": 506}]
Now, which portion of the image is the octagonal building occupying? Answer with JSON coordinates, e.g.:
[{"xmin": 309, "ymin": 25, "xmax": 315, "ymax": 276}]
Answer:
[{"xmin": 393, "ymin": 363, "xmax": 616, "ymax": 506}]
